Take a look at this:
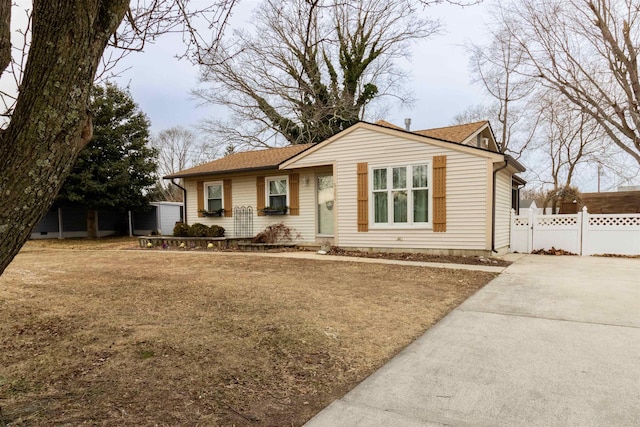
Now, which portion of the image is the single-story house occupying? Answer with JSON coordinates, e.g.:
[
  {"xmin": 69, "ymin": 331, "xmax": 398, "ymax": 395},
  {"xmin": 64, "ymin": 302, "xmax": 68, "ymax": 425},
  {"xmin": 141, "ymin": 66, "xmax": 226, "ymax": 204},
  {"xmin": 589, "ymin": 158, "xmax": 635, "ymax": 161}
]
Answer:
[{"xmin": 165, "ymin": 120, "xmax": 526, "ymax": 255}]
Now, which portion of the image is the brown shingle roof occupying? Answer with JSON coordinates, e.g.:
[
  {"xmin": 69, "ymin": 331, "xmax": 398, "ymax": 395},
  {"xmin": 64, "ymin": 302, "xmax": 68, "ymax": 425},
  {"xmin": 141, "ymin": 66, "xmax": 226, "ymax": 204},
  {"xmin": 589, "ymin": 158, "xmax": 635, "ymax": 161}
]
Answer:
[
  {"xmin": 374, "ymin": 120, "xmax": 405, "ymax": 130},
  {"xmin": 413, "ymin": 121, "xmax": 488, "ymax": 143},
  {"xmin": 165, "ymin": 144, "xmax": 313, "ymax": 179},
  {"xmin": 168, "ymin": 121, "xmax": 494, "ymax": 178}
]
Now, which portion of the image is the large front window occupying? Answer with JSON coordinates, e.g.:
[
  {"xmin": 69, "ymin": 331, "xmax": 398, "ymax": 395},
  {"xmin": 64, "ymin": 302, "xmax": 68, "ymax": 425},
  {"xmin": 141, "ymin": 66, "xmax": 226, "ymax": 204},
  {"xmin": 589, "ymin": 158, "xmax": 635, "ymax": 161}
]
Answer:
[
  {"xmin": 266, "ymin": 176, "xmax": 288, "ymax": 209},
  {"xmin": 372, "ymin": 164, "xmax": 430, "ymax": 226}
]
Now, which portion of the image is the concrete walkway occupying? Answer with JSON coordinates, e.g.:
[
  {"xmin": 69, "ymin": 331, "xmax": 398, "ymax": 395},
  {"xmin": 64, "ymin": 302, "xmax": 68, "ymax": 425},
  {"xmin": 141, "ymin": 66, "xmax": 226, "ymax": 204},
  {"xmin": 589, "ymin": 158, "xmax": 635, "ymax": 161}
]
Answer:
[
  {"xmin": 254, "ymin": 251, "xmax": 508, "ymax": 273},
  {"xmin": 305, "ymin": 255, "xmax": 640, "ymax": 427},
  {"xmin": 125, "ymin": 247, "xmax": 509, "ymax": 273}
]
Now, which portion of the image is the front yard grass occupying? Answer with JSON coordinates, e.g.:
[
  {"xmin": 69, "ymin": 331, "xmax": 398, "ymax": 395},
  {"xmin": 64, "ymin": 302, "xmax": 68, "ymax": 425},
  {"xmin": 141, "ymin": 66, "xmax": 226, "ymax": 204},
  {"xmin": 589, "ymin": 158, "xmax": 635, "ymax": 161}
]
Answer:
[{"xmin": 0, "ymin": 244, "xmax": 497, "ymax": 426}]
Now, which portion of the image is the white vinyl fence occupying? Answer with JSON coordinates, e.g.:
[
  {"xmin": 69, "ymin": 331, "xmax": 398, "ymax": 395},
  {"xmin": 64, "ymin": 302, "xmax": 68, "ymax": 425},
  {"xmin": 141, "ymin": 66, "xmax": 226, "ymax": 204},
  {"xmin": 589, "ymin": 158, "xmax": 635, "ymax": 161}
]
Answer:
[{"xmin": 511, "ymin": 207, "xmax": 640, "ymax": 256}]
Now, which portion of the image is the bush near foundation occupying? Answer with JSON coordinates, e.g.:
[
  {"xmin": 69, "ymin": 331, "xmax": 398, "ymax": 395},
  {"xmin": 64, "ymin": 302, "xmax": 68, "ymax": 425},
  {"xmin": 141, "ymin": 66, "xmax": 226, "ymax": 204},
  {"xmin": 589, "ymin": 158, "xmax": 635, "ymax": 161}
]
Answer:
[
  {"xmin": 173, "ymin": 223, "xmax": 225, "ymax": 238},
  {"xmin": 173, "ymin": 222, "xmax": 190, "ymax": 237}
]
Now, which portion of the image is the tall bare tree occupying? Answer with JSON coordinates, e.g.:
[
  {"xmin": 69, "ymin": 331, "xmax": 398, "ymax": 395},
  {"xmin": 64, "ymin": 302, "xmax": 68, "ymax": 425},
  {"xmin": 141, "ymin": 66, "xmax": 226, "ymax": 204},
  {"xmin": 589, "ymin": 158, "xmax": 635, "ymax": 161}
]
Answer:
[
  {"xmin": 152, "ymin": 126, "xmax": 217, "ymax": 201},
  {"xmin": 465, "ymin": 22, "xmax": 538, "ymax": 156},
  {"xmin": 497, "ymin": 0, "xmax": 640, "ymax": 164},
  {"xmin": 534, "ymin": 95, "xmax": 604, "ymax": 192},
  {"xmin": 0, "ymin": 0, "xmax": 235, "ymax": 276},
  {"xmin": 195, "ymin": 0, "xmax": 440, "ymax": 149}
]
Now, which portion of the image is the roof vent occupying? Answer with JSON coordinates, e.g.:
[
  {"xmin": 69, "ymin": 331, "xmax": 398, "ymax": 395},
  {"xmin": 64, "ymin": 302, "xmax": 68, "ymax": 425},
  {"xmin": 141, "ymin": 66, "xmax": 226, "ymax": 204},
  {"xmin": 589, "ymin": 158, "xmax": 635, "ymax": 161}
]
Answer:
[
  {"xmin": 481, "ymin": 137, "xmax": 489, "ymax": 149},
  {"xmin": 404, "ymin": 118, "xmax": 411, "ymax": 131}
]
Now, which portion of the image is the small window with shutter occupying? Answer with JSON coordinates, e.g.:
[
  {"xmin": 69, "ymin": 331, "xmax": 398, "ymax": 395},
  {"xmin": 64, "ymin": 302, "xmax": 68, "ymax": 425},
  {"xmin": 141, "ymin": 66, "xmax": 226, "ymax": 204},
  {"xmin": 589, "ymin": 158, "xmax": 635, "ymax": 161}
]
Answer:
[{"xmin": 206, "ymin": 183, "xmax": 223, "ymax": 211}]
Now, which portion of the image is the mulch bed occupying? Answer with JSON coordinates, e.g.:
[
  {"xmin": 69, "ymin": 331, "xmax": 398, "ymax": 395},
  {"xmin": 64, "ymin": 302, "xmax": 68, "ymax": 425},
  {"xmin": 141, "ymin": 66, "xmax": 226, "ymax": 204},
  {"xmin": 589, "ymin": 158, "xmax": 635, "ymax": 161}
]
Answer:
[{"xmin": 326, "ymin": 247, "xmax": 512, "ymax": 267}]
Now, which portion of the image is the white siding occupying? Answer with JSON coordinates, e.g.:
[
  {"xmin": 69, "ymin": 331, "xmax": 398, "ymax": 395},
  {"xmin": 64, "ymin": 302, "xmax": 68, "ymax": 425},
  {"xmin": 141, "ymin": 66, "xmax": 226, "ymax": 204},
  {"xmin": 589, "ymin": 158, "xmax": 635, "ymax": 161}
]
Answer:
[
  {"xmin": 494, "ymin": 170, "xmax": 512, "ymax": 251},
  {"xmin": 185, "ymin": 169, "xmax": 321, "ymax": 243},
  {"xmin": 286, "ymin": 127, "xmax": 493, "ymax": 251}
]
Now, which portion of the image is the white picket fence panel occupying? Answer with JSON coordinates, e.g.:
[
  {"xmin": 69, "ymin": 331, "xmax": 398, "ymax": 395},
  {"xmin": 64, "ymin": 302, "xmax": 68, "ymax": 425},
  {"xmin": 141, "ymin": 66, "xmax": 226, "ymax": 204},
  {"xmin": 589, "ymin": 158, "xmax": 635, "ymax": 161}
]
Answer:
[
  {"xmin": 583, "ymin": 213, "xmax": 640, "ymax": 256},
  {"xmin": 511, "ymin": 207, "xmax": 640, "ymax": 256},
  {"xmin": 510, "ymin": 213, "xmax": 532, "ymax": 254}
]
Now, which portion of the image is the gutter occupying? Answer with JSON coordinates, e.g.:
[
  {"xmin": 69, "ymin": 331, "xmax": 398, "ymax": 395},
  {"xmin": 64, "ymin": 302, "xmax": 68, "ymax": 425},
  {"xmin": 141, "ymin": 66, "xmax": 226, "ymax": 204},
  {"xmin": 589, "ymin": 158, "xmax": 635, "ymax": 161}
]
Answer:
[
  {"xmin": 164, "ymin": 165, "xmax": 280, "ymax": 180},
  {"xmin": 170, "ymin": 179, "xmax": 188, "ymax": 223},
  {"xmin": 491, "ymin": 160, "xmax": 509, "ymax": 253}
]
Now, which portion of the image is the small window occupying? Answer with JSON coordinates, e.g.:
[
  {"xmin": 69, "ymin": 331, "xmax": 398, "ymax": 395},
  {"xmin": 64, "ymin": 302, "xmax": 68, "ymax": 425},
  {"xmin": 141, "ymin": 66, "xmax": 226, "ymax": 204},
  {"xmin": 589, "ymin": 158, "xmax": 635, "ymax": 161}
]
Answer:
[
  {"xmin": 206, "ymin": 182, "xmax": 223, "ymax": 211},
  {"xmin": 266, "ymin": 176, "xmax": 288, "ymax": 209},
  {"xmin": 373, "ymin": 168, "xmax": 388, "ymax": 223}
]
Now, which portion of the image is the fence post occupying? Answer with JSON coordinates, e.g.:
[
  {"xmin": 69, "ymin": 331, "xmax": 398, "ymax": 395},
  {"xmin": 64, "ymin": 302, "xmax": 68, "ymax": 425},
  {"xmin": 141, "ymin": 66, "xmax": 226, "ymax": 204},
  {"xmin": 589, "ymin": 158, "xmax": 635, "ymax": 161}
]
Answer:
[
  {"xmin": 528, "ymin": 208, "xmax": 535, "ymax": 253},
  {"xmin": 581, "ymin": 206, "xmax": 589, "ymax": 256},
  {"xmin": 510, "ymin": 209, "xmax": 515, "ymax": 252}
]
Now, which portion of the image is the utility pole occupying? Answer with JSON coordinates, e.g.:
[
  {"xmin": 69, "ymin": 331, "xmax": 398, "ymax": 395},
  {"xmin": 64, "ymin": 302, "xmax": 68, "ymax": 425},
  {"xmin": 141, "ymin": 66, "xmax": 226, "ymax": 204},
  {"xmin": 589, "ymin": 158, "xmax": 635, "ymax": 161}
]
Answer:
[{"xmin": 597, "ymin": 164, "xmax": 604, "ymax": 192}]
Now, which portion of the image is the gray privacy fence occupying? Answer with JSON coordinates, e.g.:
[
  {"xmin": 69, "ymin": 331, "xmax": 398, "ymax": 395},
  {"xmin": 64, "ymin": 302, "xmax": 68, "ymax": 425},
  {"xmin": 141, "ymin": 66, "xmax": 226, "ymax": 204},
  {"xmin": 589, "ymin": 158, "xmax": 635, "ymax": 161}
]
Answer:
[{"xmin": 511, "ymin": 207, "xmax": 640, "ymax": 256}]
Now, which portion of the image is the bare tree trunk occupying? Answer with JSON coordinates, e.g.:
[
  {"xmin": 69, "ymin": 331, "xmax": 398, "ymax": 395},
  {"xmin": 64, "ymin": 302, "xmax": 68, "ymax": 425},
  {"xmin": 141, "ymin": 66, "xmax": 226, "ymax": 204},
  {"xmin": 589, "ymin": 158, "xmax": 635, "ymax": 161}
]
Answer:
[
  {"xmin": 86, "ymin": 209, "xmax": 98, "ymax": 239},
  {"xmin": 0, "ymin": 0, "xmax": 10, "ymax": 73},
  {"xmin": 0, "ymin": 1, "xmax": 128, "ymax": 275}
]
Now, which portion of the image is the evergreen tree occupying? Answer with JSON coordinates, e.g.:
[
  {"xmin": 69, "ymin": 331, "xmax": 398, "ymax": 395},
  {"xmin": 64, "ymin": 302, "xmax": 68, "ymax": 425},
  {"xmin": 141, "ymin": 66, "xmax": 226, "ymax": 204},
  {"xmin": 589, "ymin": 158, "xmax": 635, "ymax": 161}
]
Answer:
[{"xmin": 57, "ymin": 83, "xmax": 157, "ymax": 238}]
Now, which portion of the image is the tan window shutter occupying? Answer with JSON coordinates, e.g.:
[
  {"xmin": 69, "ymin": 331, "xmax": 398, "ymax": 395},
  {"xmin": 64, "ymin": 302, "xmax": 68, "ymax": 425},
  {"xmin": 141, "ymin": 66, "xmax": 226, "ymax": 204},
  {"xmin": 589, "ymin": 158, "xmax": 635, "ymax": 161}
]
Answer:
[
  {"xmin": 197, "ymin": 181, "xmax": 204, "ymax": 217},
  {"xmin": 433, "ymin": 155, "xmax": 447, "ymax": 232},
  {"xmin": 223, "ymin": 179, "xmax": 233, "ymax": 217},
  {"xmin": 289, "ymin": 173, "xmax": 300, "ymax": 216},
  {"xmin": 256, "ymin": 176, "xmax": 265, "ymax": 216},
  {"xmin": 357, "ymin": 163, "xmax": 368, "ymax": 232}
]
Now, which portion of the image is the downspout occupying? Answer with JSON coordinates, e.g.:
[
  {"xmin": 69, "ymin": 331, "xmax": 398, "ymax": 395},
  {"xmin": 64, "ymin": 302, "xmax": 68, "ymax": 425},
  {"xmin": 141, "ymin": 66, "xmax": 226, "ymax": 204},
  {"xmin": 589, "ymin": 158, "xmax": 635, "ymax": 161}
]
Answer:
[
  {"xmin": 492, "ymin": 160, "xmax": 509, "ymax": 253},
  {"xmin": 170, "ymin": 179, "xmax": 188, "ymax": 223}
]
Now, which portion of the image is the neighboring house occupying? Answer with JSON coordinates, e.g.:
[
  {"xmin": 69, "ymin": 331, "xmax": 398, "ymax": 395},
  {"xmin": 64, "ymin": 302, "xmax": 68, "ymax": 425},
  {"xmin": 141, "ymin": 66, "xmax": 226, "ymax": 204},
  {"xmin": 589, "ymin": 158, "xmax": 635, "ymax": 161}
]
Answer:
[
  {"xmin": 165, "ymin": 120, "xmax": 526, "ymax": 255},
  {"xmin": 131, "ymin": 202, "xmax": 184, "ymax": 235},
  {"xmin": 31, "ymin": 202, "xmax": 183, "ymax": 239},
  {"xmin": 519, "ymin": 199, "xmax": 539, "ymax": 216}
]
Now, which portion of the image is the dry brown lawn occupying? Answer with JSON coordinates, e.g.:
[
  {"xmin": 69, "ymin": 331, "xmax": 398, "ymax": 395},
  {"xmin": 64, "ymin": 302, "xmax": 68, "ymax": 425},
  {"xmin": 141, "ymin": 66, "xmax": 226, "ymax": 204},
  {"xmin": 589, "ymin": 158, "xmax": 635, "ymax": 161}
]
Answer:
[{"xmin": 0, "ymin": 240, "xmax": 497, "ymax": 426}]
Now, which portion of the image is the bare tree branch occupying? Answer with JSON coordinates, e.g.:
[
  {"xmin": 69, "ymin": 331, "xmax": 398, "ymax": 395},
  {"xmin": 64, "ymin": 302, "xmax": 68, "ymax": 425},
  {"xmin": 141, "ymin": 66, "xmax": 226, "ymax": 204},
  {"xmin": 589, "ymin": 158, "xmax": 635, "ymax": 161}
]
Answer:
[
  {"xmin": 498, "ymin": 0, "xmax": 640, "ymax": 164},
  {"xmin": 195, "ymin": 0, "xmax": 440, "ymax": 150},
  {"xmin": 152, "ymin": 126, "xmax": 218, "ymax": 201},
  {"xmin": 0, "ymin": 0, "xmax": 238, "ymax": 275}
]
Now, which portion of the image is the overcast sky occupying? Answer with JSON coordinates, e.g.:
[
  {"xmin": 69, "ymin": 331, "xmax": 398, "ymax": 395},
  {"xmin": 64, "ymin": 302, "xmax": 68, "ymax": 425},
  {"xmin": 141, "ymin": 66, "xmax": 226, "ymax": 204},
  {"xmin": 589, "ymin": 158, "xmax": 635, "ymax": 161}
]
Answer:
[
  {"xmin": 4, "ymin": 1, "xmax": 634, "ymax": 191},
  {"xmin": 115, "ymin": 1, "xmax": 491, "ymax": 135}
]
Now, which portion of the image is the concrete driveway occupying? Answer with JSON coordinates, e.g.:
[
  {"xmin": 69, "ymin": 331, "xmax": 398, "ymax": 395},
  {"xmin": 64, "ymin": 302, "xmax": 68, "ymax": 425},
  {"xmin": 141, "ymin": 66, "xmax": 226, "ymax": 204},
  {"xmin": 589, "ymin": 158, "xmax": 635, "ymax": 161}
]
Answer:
[{"xmin": 305, "ymin": 255, "xmax": 640, "ymax": 426}]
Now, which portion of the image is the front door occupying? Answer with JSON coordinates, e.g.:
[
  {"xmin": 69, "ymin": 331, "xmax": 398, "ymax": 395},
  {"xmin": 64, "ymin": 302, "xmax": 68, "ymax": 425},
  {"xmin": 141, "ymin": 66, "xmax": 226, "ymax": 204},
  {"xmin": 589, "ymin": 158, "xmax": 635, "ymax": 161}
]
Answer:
[{"xmin": 317, "ymin": 174, "xmax": 334, "ymax": 236}]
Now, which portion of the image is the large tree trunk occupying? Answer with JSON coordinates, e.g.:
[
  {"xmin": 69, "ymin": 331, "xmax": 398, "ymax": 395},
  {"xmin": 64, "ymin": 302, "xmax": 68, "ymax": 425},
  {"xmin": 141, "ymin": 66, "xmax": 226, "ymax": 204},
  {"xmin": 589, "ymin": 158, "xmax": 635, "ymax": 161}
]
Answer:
[
  {"xmin": 0, "ymin": 1, "xmax": 129, "ymax": 275},
  {"xmin": 87, "ymin": 209, "xmax": 98, "ymax": 239}
]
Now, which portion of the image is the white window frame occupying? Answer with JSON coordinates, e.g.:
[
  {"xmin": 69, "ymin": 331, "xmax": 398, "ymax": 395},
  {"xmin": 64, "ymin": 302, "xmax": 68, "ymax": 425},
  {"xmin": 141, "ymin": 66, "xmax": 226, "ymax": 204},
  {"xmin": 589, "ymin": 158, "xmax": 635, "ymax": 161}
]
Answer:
[
  {"xmin": 369, "ymin": 162, "xmax": 432, "ymax": 229},
  {"xmin": 265, "ymin": 175, "xmax": 289, "ymax": 210},
  {"xmin": 204, "ymin": 181, "xmax": 224, "ymax": 212}
]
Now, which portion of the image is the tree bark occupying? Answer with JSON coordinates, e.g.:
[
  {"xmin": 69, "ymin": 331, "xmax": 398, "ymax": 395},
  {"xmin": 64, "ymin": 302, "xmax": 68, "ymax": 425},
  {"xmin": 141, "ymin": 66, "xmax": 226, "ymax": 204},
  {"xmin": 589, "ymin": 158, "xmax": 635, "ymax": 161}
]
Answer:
[
  {"xmin": 87, "ymin": 209, "xmax": 98, "ymax": 239},
  {"xmin": 0, "ymin": 0, "xmax": 10, "ymax": 73},
  {"xmin": 0, "ymin": 1, "xmax": 129, "ymax": 275}
]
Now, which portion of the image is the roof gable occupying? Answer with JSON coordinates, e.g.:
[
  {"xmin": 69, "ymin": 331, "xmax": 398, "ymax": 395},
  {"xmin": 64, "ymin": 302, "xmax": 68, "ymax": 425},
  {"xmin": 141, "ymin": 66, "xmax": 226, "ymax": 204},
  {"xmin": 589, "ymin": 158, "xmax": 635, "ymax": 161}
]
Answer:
[
  {"xmin": 168, "ymin": 120, "xmax": 510, "ymax": 178},
  {"xmin": 413, "ymin": 121, "xmax": 488, "ymax": 144},
  {"xmin": 374, "ymin": 120, "xmax": 497, "ymax": 149},
  {"xmin": 281, "ymin": 121, "xmax": 505, "ymax": 169}
]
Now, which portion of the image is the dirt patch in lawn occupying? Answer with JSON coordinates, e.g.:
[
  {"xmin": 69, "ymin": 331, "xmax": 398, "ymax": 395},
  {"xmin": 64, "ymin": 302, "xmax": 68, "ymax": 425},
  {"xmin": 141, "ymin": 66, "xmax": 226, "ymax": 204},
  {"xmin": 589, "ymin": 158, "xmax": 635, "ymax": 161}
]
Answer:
[{"xmin": 1, "ymin": 248, "xmax": 497, "ymax": 426}]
